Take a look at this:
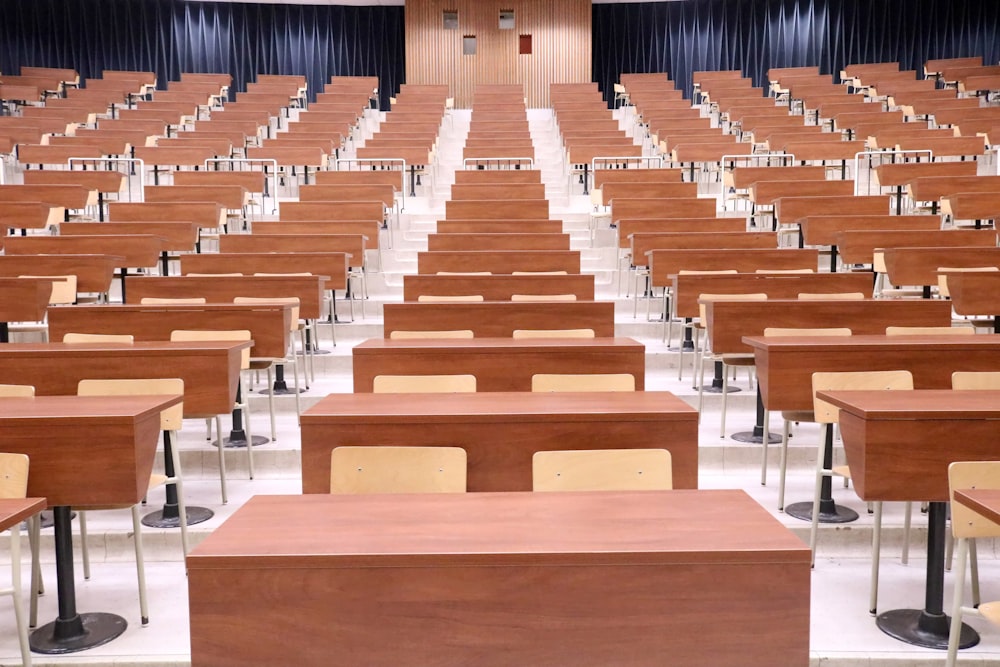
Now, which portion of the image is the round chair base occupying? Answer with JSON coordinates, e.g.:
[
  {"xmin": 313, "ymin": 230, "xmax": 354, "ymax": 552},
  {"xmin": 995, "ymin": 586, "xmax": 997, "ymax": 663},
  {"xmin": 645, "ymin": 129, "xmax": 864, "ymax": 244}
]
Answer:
[
  {"xmin": 785, "ymin": 501, "xmax": 859, "ymax": 524},
  {"xmin": 877, "ymin": 608, "xmax": 978, "ymax": 650},
  {"xmin": 30, "ymin": 612, "xmax": 127, "ymax": 654},
  {"xmin": 142, "ymin": 505, "xmax": 214, "ymax": 529}
]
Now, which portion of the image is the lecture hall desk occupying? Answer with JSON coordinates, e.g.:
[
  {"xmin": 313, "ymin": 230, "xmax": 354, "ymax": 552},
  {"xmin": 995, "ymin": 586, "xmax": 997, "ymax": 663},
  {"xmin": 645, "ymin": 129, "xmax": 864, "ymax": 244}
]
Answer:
[
  {"xmin": 187, "ymin": 490, "xmax": 809, "ymax": 667},
  {"xmin": 382, "ymin": 301, "xmax": 615, "ymax": 338},
  {"xmin": 744, "ymin": 335, "xmax": 1000, "ymax": 413},
  {"xmin": 818, "ymin": 390, "xmax": 1000, "ymax": 650},
  {"xmin": 0, "ymin": 394, "xmax": 179, "ymax": 653},
  {"xmin": 944, "ymin": 270, "xmax": 1000, "ymax": 332},
  {"xmin": 352, "ymin": 337, "xmax": 645, "ymax": 392},
  {"xmin": 402, "ymin": 273, "xmax": 595, "ymax": 301},
  {"xmin": 0, "ymin": 277, "xmax": 53, "ymax": 342},
  {"xmin": 301, "ymin": 391, "xmax": 698, "ymax": 492}
]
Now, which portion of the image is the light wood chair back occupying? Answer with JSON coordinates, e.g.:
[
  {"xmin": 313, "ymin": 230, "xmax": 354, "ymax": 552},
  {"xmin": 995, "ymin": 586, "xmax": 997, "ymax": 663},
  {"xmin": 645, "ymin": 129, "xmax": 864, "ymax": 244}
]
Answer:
[
  {"xmin": 436, "ymin": 271, "xmax": 492, "ymax": 275},
  {"xmin": 330, "ymin": 446, "xmax": 467, "ymax": 494},
  {"xmin": 811, "ymin": 370, "xmax": 913, "ymax": 425},
  {"xmin": 886, "ymin": 326, "xmax": 975, "ymax": 336},
  {"xmin": 798, "ymin": 292, "xmax": 865, "ymax": 300},
  {"xmin": 949, "ymin": 461, "xmax": 1000, "ymax": 539},
  {"xmin": 512, "ymin": 328, "xmax": 595, "ymax": 338},
  {"xmin": 416, "ymin": 295, "xmax": 484, "ymax": 302},
  {"xmin": 755, "ymin": 268, "xmax": 814, "ymax": 274},
  {"xmin": 140, "ymin": 297, "xmax": 207, "ymax": 304},
  {"xmin": 679, "ymin": 269, "xmax": 738, "ymax": 275},
  {"xmin": 389, "ymin": 329, "xmax": 474, "ymax": 339},
  {"xmin": 77, "ymin": 378, "xmax": 184, "ymax": 431},
  {"xmin": 952, "ymin": 372, "xmax": 1000, "ymax": 390},
  {"xmin": 764, "ymin": 327, "xmax": 852, "ymax": 337},
  {"xmin": 532, "ymin": 449, "xmax": 672, "ymax": 492},
  {"xmin": 170, "ymin": 329, "xmax": 252, "ymax": 370},
  {"xmin": 512, "ymin": 271, "xmax": 568, "ymax": 275},
  {"xmin": 0, "ymin": 385, "xmax": 35, "ymax": 398},
  {"xmin": 531, "ymin": 373, "xmax": 635, "ymax": 392},
  {"xmin": 372, "ymin": 374, "xmax": 477, "ymax": 393},
  {"xmin": 511, "ymin": 294, "xmax": 577, "ymax": 301},
  {"xmin": 62, "ymin": 333, "xmax": 134, "ymax": 343},
  {"xmin": 0, "ymin": 453, "xmax": 29, "ymax": 499}
]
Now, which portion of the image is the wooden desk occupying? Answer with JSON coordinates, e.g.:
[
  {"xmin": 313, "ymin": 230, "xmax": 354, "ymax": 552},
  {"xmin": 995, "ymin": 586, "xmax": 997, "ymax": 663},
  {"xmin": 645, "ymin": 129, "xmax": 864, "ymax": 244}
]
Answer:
[
  {"xmin": 0, "ymin": 394, "xmax": 180, "ymax": 653},
  {"xmin": 444, "ymin": 199, "xmax": 549, "ymax": 220},
  {"xmin": 834, "ymin": 229, "xmax": 996, "ymax": 266},
  {"xmin": 47, "ymin": 303, "xmax": 291, "ymax": 360},
  {"xmin": 0, "ymin": 277, "xmax": 52, "ymax": 342},
  {"xmin": 611, "ymin": 197, "xmax": 718, "ymax": 222},
  {"xmin": 435, "ymin": 219, "xmax": 563, "ymax": 234},
  {"xmin": 353, "ymin": 337, "xmax": 646, "ymax": 392},
  {"xmin": 383, "ymin": 301, "xmax": 614, "ymax": 337},
  {"xmin": 630, "ymin": 232, "xmax": 775, "ymax": 267},
  {"xmin": 418, "ymin": 250, "xmax": 581, "ymax": 275},
  {"xmin": 180, "ymin": 252, "xmax": 349, "ymax": 291},
  {"xmin": 818, "ymin": 390, "xmax": 1000, "ymax": 649},
  {"xmin": 0, "ymin": 254, "xmax": 120, "ymax": 295},
  {"xmin": 187, "ymin": 490, "xmax": 809, "ymax": 667},
  {"xmin": 1, "ymin": 235, "xmax": 167, "ymax": 276},
  {"xmin": 945, "ymin": 270, "xmax": 1000, "ymax": 332},
  {"xmin": 427, "ymin": 233, "xmax": 569, "ymax": 252},
  {"xmin": 301, "ymin": 391, "xmax": 698, "ymax": 492},
  {"xmin": 403, "ymin": 274, "xmax": 594, "ymax": 301},
  {"xmin": 0, "ymin": 498, "xmax": 46, "ymax": 532},
  {"xmin": 0, "ymin": 341, "xmax": 246, "ymax": 417},
  {"xmin": 746, "ymin": 335, "xmax": 1000, "ymax": 412},
  {"xmin": 647, "ymin": 249, "xmax": 819, "ymax": 288},
  {"xmin": 882, "ymin": 246, "xmax": 1000, "ymax": 288},
  {"xmin": 126, "ymin": 274, "xmax": 327, "ymax": 320}
]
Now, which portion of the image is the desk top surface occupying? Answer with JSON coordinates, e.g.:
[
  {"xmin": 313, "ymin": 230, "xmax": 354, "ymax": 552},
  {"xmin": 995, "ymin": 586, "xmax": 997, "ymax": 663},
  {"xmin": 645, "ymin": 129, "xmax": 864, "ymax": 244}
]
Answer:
[
  {"xmin": 354, "ymin": 337, "xmax": 643, "ymax": 352},
  {"xmin": 954, "ymin": 489, "xmax": 1000, "ymax": 526},
  {"xmin": 187, "ymin": 490, "xmax": 808, "ymax": 568},
  {"xmin": 0, "ymin": 340, "xmax": 251, "ymax": 355},
  {"xmin": 816, "ymin": 389, "xmax": 1000, "ymax": 420},
  {"xmin": 303, "ymin": 391, "xmax": 695, "ymax": 423},
  {"xmin": 0, "ymin": 394, "xmax": 182, "ymax": 421},
  {"xmin": 743, "ymin": 334, "xmax": 1000, "ymax": 352},
  {"xmin": 0, "ymin": 498, "xmax": 47, "ymax": 532}
]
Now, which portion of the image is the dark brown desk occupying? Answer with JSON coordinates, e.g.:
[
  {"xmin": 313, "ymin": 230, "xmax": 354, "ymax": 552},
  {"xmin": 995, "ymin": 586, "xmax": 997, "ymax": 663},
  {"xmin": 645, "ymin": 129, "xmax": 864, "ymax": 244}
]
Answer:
[
  {"xmin": 382, "ymin": 301, "xmax": 615, "ymax": 338},
  {"xmin": 417, "ymin": 250, "xmax": 581, "ymax": 275},
  {"xmin": 945, "ymin": 270, "xmax": 1000, "ymax": 333},
  {"xmin": 0, "ymin": 394, "xmax": 180, "ymax": 653},
  {"xmin": 125, "ymin": 275, "xmax": 327, "ymax": 320},
  {"xmin": 352, "ymin": 337, "xmax": 646, "ymax": 392},
  {"xmin": 187, "ymin": 490, "xmax": 810, "ymax": 667},
  {"xmin": 818, "ymin": 390, "xmax": 1000, "ymax": 650},
  {"xmin": 0, "ymin": 255, "xmax": 121, "ymax": 295},
  {"xmin": 0, "ymin": 277, "xmax": 52, "ymax": 342},
  {"xmin": 301, "ymin": 391, "xmax": 698, "ymax": 492},
  {"xmin": 402, "ymin": 274, "xmax": 595, "ymax": 301},
  {"xmin": 0, "ymin": 498, "xmax": 46, "ymax": 532}
]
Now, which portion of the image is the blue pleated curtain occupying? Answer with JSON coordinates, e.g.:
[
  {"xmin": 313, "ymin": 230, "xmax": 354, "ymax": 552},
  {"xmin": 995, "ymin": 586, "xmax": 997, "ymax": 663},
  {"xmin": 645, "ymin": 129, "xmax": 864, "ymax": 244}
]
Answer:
[
  {"xmin": 593, "ymin": 0, "xmax": 1000, "ymax": 105},
  {"xmin": 0, "ymin": 0, "xmax": 405, "ymax": 108}
]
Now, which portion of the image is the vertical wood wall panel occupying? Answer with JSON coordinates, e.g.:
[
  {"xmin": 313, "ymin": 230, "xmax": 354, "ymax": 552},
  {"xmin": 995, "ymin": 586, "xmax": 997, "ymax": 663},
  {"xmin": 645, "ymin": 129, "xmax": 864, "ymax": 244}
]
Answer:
[{"xmin": 405, "ymin": 0, "xmax": 592, "ymax": 108}]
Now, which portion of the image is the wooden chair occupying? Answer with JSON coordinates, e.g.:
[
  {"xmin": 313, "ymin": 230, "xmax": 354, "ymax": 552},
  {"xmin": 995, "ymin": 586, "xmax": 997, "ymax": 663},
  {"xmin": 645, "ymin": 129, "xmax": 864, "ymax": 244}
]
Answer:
[
  {"xmin": 388, "ymin": 330, "xmax": 474, "ymax": 340},
  {"xmin": 511, "ymin": 328, "xmax": 595, "ymax": 338},
  {"xmin": 416, "ymin": 295, "xmax": 484, "ymax": 302},
  {"xmin": 809, "ymin": 370, "xmax": 913, "ymax": 615},
  {"xmin": 946, "ymin": 461, "xmax": 1000, "ymax": 666},
  {"xmin": 139, "ymin": 297, "xmax": 207, "ymax": 305},
  {"xmin": 329, "ymin": 446, "xmax": 467, "ymax": 494},
  {"xmin": 75, "ymin": 378, "xmax": 185, "ymax": 626},
  {"xmin": 885, "ymin": 326, "xmax": 975, "ymax": 335},
  {"xmin": 232, "ymin": 297, "xmax": 303, "ymax": 434},
  {"xmin": 169, "ymin": 329, "xmax": 254, "ymax": 502},
  {"xmin": 372, "ymin": 374, "xmax": 477, "ymax": 393},
  {"xmin": 510, "ymin": 294, "xmax": 577, "ymax": 302},
  {"xmin": 798, "ymin": 292, "xmax": 865, "ymax": 300},
  {"xmin": 761, "ymin": 327, "xmax": 853, "ymax": 495},
  {"xmin": 0, "ymin": 452, "xmax": 32, "ymax": 666},
  {"xmin": 695, "ymin": 293, "xmax": 767, "ymax": 438},
  {"xmin": 532, "ymin": 449, "xmax": 672, "ymax": 492},
  {"xmin": 9, "ymin": 275, "xmax": 77, "ymax": 341},
  {"xmin": 62, "ymin": 332, "xmax": 134, "ymax": 343},
  {"xmin": 952, "ymin": 371, "xmax": 1000, "ymax": 390},
  {"xmin": 531, "ymin": 373, "xmax": 635, "ymax": 392}
]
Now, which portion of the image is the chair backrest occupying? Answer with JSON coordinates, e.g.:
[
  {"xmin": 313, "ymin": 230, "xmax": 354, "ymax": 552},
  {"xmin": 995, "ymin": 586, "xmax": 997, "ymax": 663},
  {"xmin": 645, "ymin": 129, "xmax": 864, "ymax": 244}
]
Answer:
[
  {"xmin": 797, "ymin": 292, "xmax": 865, "ymax": 300},
  {"xmin": 873, "ymin": 251, "xmax": 888, "ymax": 273},
  {"xmin": 512, "ymin": 328, "xmax": 595, "ymax": 338},
  {"xmin": 140, "ymin": 297, "xmax": 207, "ymax": 304},
  {"xmin": 811, "ymin": 370, "xmax": 913, "ymax": 425},
  {"xmin": 589, "ymin": 188, "xmax": 604, "ymax": 207},
  {"xmin": 697, "ymin": 293, "xmax": 767, "ymax": 322},
  {"xmin": 170, "ymin": 329, "xmax": 252, "ymax": 370},
  {"xmin": 389, "ymin": 329, "xmax": 474, "ymax": 340},
  {"xmin": 948, "ymin": 461, "xmax": 1000, "ymax": 539},
  {"xmin": 233, "ymin": 296, "xmax": 299, "ymax": 331},
  {"xmin": 936, "ymin": 266, "xmax": 999, "ymax": 298},
  {"xmin": 436, "ymin": 271, "xmax": 492, "ymax": 275},
  {"xmin": 952, "ymin": 371, "xmax": 1000, "ymax": 390},
  {"xmin": 532, "ymin": 449, "xmax": 672, "ymax": 492},
  {"xmin": 416, "ymin": 295, "xmax": 484, "ymax": 302},
  {"xmin": 531, "ymin": 373, "xmax": 635, "ymax": 392},
  {"xmin": 763, "ymin": 327, "xmax": 852, "ymax": 337},
  {"xmin": 679, "ymin": 269, "xmax": 739, "ymax": 275},
  {"xmin": 19, "ymin": 274, "xmax": 77, "ymax": 305},
  {"xmin": 372, "ymin": 374, "xmax": 477, "ymax": 393},
  {"xmin": 755, "ymin": 268, "xmax": 814, "ymax": 274},
  {"xmin": 511, "ymin": 271, "xmax": 568, "ymax": 275},
  {"xmin": 510, "ymin": 294, "xmax": 577, "ymax": 302},
  {"xmin": 329, "ymin": 446, "xmax": 467, "ymax": 494},
  {"xmin": 187, "ymin": 272, "xmax": 242, "ymax": 277},
  {"xmin": 886, "ymin": 326, "xmax": 975, "ymax": 336},
  {"xmin": 62, "ymin": 332, "xmax": 134, "ymax": 343},
  {"xmin": 77, "ymin": 378, "xmax": 184, "ymax": 431},
  {"xmin": 0, "ymin": 385, "xmax": 34, "ymax": 398},
  {"xmin": 0, "ymin": 453, "xmax": 29, "ymax": 499}
]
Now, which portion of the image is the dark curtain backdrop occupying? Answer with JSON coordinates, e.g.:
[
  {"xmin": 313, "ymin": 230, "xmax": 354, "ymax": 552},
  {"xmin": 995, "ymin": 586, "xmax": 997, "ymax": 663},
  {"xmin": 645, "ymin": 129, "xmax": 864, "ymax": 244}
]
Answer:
[
  {"xmin": 594, "ymin": 0, "xmax": 1000, "ymax": 105},
  {"xmin": 0, "ymin": 0, "xmax": 404, "ymax": 108}
]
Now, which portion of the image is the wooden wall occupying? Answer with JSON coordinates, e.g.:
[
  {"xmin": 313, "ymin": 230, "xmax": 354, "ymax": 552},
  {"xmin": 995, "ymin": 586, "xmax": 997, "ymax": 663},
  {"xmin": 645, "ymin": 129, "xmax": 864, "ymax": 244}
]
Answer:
[{"xmin": 404, "ymin": 0, "xmax": 592, "ymax": 108}]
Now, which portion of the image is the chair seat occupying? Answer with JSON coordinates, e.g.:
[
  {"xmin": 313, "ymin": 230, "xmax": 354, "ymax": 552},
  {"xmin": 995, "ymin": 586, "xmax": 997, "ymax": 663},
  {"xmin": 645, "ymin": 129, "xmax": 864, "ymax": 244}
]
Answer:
[
  {"xmin": 781, "ymin": 410, "xmax": 815, "ymax": 422},
  {"xmin": 721, "ymin": 353, "xmax": 755, "ymax": 366},
  {"xmin": 980, "ymin": 600, "xmax": 1000, "ymax": 626},
  {"xmin": 832, "ymin": 464, "xmax": 851, "ymax": 480}
]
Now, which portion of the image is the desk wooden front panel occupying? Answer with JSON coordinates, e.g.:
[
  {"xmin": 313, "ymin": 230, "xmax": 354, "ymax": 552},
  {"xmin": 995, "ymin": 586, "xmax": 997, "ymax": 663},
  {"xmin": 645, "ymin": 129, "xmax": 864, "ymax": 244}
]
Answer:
[
  {"xmin": 647, "ymin": 248, "xmax": 819, "ymax": 287},
  {"xmin": 383, "ymin": 301, "xmax": 614, "ymax": 337},
  {"xmin": 820, "ymin": 390, "xmax": 1000, "ymax": 502},
  {"xmin": 0, "ymin": 254, "xmax": 121, "ymax": 294},
  {"xmin": 126, "ymin": 275, "xmax": 327, "ymax": 320},
  {"xmin": 47, "ymin": 304, "xmax": 291, "ymax": 360},
  {"xmin": 0, "ymin": 342, "xmax": 246, "ymax": 417},
  {"xmin": 301, "ymin": 392, "xmax": 698, "ymax": 492},
  {"xmin": 403, "ymin": 274, "xmax": 595, "ymax": 301},
  {"xmin": 445, "ymin": 199, "xmax": 549, "ymax": 220},
  {"xmin": 180, "ymin": 252, "xmax": 349, "ymax": 291},
  {"xmin": 0, "ymin": 395, "xmax": 178, "ymax": 507},
  {"xmin": 417, "ymin": 250, "xmax": 581, "ymax": 275},
  {"xmin": 427, "ymin": 233, "xmax": 570, "ymax": 252},
  {"xmin": 882, "ymin": 246, "xmax": 1000, "ymax": 286},
  {"xmin": 0, "ymin": 277, "xmax": 52, "ymax": 321},
  {"xmin": 2, "ymin": 235, "xmax": 166, "ymax": 269},
  {"xmin": 746, "ymin": 335, "xmax": 1000, "ymax": 412},
  {"xmin": 352, "ymin": 338, "xmax": 646, "ymax": 392},
  {"xmin": 187, "ymin": 491, "xmax": 809, "ymax": 667}
]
